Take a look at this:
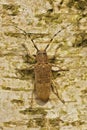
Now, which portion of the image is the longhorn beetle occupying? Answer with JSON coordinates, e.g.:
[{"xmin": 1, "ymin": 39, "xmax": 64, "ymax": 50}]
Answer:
[{"xmin": 13, "ymin": 24, "xmax": 70, "ymax": 105}]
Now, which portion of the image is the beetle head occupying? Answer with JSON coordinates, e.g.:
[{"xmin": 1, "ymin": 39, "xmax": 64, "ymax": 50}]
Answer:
[{"xmin": 36, "ymin": 49, "xmax": 48, "ymax": 63}]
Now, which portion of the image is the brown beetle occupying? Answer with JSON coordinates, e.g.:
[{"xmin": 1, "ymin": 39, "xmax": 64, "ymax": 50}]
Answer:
[
  {"xmin": 14, "ymin": 24, "xmax": 70, "ymax": 105},
  {"xmin": 34, "ymin": 49, "xmax": 52, "ymax": 102}
]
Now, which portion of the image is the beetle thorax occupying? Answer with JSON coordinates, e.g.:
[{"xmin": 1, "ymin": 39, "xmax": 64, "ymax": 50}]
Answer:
[{"xmin": 36, "ymin": 50, "xmax": 48, "ymax": 63}]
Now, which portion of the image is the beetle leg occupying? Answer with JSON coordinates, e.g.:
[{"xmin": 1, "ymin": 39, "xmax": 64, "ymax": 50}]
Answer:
[
  {"xmin": 30, "ymin": 83, "xmax": 37, "ymax": 108},
  {"xmin": 49, "ymin": 44, "xmax": 62, "ymax": 63},
  {"xmin": 16, "ymin": 64, "xmax": 35, "ymax": 80},
  {"xmin": 19, "ymin": 64, "xmax": 35, "ymax": 70},
  {"xmin": 30, "ymin": 89, "xmax": 34, "ymax": 108},
  {"xmin": 52, "ymin": 64, "xmax": 69, "ymax": 72},
  {"xmin": 22, "ymin": 43, "xmax": 36, "ymax": 64},
  {"xmin": 48, "ymin": 49, "xmax": 57, "ymax": 62},
  {"xmin": 51, "ymin": 80, "xmax": 65, "ymax": 104},
  {"xmin": 16, "ymin": 64, "xmax": 35, "ymax": 74}
]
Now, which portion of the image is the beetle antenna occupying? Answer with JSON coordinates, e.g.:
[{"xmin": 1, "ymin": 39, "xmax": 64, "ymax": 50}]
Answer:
[
  {"xmin": 11, "ymin": 24, "xmax": 39, "ymax": 51},
  {"xmin": 45, "ymin": 24, "xmax": 71, "ymax": 51}
]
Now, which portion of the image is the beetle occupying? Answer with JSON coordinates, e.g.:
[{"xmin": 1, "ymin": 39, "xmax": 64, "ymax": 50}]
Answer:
[
  {"xmin": 34, "ymin": 44, "xmax": 60, "ymax": 103},
  {"xmin": 13, "ymin": 24, "xmax": 70, "ymax": 105}
]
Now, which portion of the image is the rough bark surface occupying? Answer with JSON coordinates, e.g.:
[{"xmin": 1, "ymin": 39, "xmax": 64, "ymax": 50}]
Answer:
[{"xmin": 0, "ymin": 0, "xmax": 87, "ymax": 129}]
